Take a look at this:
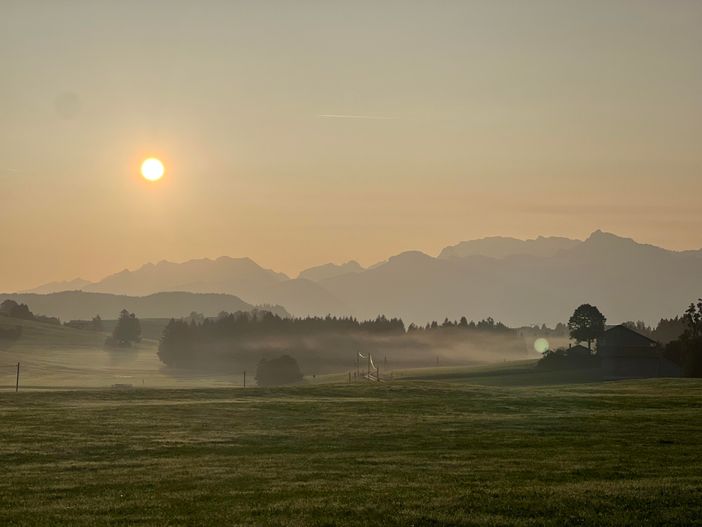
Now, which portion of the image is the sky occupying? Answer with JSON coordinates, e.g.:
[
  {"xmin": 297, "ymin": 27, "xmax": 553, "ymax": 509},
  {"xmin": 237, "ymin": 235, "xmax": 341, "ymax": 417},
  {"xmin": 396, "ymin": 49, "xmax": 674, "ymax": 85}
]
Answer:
[{"xmin": 2, "ymin": 1, "xmax": 702, "ymax": 291}]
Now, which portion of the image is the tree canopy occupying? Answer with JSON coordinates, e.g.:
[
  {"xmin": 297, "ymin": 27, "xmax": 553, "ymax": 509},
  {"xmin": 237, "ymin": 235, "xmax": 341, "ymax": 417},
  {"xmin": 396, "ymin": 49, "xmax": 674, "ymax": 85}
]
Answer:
[
  {"xmin": 111, "ymin": 309, "xmax": 141, "ymax": 345},
  {"xmin": 0, "ymin": 299, "xmax": 34, "ymax": 320},
  {"xmin": 568, "ymin": 304, "xmax": 606, "ymax": 349},
  {"xmin": 664, "ymin": 299, "xmax": 702, "ymax": 377},
  {"xmin": 255, "ymin": 355, "xmax": 303, "ymax": 386}
]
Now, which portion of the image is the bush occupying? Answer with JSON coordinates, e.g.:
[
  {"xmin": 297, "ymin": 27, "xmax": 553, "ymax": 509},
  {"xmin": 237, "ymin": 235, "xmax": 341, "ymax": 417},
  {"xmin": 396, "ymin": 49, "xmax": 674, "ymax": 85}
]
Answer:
[
  {"xmin": 0, "ymin": 300, "xmax": 34, "ymax": 320},
  {"xmin": 256, "ymin": 355, "xmax": 303, "ymax": 386},
  {"xmin": 538, "ymin": 346, "xmax": 599, "ymax": 370}
]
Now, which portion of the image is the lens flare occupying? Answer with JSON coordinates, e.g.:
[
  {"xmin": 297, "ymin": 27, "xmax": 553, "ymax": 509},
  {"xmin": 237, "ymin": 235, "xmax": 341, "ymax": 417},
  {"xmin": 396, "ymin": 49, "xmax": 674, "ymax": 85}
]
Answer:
[{"xmin": 534, "ymin": 338, "xmax": 550, "ymax": 354}]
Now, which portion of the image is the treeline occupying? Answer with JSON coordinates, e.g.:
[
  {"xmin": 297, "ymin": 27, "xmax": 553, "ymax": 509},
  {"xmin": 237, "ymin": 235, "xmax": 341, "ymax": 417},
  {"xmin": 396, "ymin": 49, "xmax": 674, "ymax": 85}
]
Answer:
[
  {"xmin": 407, "ymin": 316, "xmax": 513, "ymax": 333},
  {"xmin": 521, "ymin": 318, "xmax": 686, "ymax": 343},
  {"xmin": 64, "ymin": 316, "xmax": 104, "ymax": 332},
  {"xmin": 158, "ymin": 310, "xmax": 525, "ymax": 372},
  {"xmin": 623, "ymin": 317, "xmax": 688, "ymax": 344},
  {"xmin": 0, "ymin": 299, "xmax": 60, "ymax": 325},
  {"xmin": 175, "ymin": 311, "xmax": 408, "ymax": 336}
]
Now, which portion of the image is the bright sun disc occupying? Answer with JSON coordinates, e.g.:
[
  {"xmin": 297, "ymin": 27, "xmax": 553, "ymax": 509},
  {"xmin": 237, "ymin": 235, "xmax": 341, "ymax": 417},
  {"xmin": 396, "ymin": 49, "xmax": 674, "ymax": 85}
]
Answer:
[{"xmin": 141, "ymin": 158, "xmax": 164, "ymax": 181}]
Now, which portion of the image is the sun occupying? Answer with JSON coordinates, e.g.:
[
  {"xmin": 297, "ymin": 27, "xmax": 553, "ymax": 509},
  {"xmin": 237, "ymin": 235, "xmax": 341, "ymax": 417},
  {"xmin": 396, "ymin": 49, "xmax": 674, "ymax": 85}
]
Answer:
[{"xmin": 140, "ymin": 158, "xmax": 165, "ymax": 182}]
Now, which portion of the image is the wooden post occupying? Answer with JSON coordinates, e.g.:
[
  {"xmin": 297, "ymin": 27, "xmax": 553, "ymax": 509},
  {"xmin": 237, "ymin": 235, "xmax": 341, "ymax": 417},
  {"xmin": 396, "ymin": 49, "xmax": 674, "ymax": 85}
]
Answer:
[
  {"xmin": 348, "ymin": 371, "xmax": 351, "ymax": 384},
  {"xmin": 15, "ymin": 362, "xmax": 19, "ymax": 393},
  {"xmin": 243, "ymin": 371, "xmax": 246, "ymax": 388}
]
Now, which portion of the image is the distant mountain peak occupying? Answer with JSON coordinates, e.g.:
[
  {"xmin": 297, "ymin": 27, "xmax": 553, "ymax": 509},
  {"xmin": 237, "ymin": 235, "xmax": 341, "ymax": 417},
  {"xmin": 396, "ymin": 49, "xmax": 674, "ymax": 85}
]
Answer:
[
  {"xmin": 388, "ymin": 250, "xmax": 433, "ymax": 263},
  {"xmin": 586, "ymin": 229, "xmax": 628, "ymax": 242},
  {"xmin": 438, "ymin": 235, "xmax": 581, "ymax": 260},
  {"xmin": 298, "ymin": 260, "xmax": 364, "ymax": 282},
  {"xmin": 571, "ymin": 230, "xmax": 669, "ymax": 259}
]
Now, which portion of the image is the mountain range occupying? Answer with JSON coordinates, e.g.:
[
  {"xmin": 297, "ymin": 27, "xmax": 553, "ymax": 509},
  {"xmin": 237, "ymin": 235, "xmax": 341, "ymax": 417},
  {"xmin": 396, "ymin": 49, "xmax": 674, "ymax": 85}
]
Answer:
[{"xmin": 12, "ymin": 231, "xmax": 702, "ymax": 325}]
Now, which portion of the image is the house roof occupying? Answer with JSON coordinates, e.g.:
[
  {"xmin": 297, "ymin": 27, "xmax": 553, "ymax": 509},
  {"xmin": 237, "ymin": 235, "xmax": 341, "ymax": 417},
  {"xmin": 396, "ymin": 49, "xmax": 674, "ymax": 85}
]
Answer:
[{"xmin": 599, "ymin": 324, "xmax": 658, "ymax": 348}]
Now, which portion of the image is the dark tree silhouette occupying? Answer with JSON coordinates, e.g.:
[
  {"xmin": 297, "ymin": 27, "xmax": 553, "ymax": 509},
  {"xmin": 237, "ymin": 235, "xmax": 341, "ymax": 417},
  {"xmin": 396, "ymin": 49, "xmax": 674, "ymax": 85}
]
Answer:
[
  {"xmin": 255, "ymin": 355, "xmax": 303, "ymax": 386},
  {"xmin": 664, "ymin": 299, "xmax": 702, "ymax": 377},
  {"xmin": 568, "ymin": 304, "xmax": 606, "ymax": 350},
  {"xmin": 653, "ymin": 316, "xmax": 687, "ymax": 344},
  {"xmin": 0, "ymin": 300, "xmax": 34, "ymax": 320},
  {"xmin": 112, "ymin": 309, "xmax": 141, "ymax": 345},
  {"xmin": 684, "ymin": 299, "xmax": 702, "ymax": 339}
]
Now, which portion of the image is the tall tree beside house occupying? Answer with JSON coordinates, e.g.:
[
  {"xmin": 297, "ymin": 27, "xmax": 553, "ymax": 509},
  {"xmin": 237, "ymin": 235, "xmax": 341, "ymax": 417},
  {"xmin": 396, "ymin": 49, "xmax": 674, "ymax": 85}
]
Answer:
[
  {"xmin": 664, "ymin": 299, "xmax": 702, "ymax": 377},
  {"xmin": 684, "ymin": 299, "xmax": 702, "ymax": 338},
  {"xmin": 112, "ymin": 309, "xmax": 141, "ymax": 345},
  {"xmin": 568, "ymin": 304, "xmax": 606, "ymax": 350}
]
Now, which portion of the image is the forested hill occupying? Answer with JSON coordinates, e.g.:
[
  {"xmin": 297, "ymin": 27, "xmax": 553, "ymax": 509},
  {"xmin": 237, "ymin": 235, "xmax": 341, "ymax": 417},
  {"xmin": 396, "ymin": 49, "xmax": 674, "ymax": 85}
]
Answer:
[{"xmin": 0, "ymin": 291, "xmax": 288, "ymax": 321}]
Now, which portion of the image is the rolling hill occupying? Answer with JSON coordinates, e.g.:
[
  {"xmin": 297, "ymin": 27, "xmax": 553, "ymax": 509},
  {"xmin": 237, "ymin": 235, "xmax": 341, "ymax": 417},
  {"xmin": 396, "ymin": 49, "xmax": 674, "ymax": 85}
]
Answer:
[
  {"xmin": 0, "ymin": 291, "xmax": 288, "ymax": 321},
  {"xmin": 84, "ymin": 256, "xmax": 288, "ymax": 298}
]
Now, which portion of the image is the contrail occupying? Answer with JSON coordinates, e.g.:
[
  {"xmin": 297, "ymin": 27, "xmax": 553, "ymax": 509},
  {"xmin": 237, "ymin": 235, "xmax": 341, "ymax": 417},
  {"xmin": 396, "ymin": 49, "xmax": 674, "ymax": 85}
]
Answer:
[
  {"xmin": 317, "ymin": 114, "xmax": 397, "ymax": 120},
  {"xmin": 0, "ymin": 168, "xmax": 23, "ymax": 178}
]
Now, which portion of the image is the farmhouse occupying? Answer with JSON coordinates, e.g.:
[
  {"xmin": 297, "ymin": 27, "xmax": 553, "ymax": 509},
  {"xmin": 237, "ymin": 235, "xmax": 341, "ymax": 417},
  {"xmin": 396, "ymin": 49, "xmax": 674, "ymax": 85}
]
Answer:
[{"xmin": 598, "ymin": 324, "xmax": 681, "ymax": 378}]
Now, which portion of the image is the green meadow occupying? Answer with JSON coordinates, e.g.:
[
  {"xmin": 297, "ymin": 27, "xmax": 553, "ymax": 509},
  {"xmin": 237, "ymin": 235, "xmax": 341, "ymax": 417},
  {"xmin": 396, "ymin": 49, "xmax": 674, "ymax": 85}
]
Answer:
[
  {"xmin": 2, "ymin": 379, "xmax": 701, "ymax": 526},
  {"xmin": 0, "ymin": 316, "xmax": 244, "ymax": 389}
]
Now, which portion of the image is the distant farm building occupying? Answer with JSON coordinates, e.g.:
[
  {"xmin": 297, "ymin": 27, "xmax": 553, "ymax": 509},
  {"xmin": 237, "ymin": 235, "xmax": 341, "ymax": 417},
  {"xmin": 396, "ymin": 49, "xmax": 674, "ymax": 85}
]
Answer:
[{"xmin": 598, "ymin": 324, "xmax": 681, "ymax": 378}]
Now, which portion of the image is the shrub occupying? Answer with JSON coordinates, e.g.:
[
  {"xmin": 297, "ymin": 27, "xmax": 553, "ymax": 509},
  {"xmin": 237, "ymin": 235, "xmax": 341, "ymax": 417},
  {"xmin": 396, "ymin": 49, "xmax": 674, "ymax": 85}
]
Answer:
[{"xmin": 256, "ymin": 355, "xmax": 303, "ymax": 386}]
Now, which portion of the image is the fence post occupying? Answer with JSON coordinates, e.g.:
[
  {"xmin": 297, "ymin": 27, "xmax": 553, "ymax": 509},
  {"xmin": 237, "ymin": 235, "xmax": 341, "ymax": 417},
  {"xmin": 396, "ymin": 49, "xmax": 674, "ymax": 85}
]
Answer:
[{"xmin": 15, "ymin": 362, "xmax": 20, "ymax": 393}]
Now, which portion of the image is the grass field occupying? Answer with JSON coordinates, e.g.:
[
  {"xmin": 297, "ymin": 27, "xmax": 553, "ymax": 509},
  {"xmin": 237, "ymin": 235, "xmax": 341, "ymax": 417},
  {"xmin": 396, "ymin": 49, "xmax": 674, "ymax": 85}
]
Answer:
[
  {"xmin": 0, "ymin": 316, "xmax": 248, "ymax": 389},
  {"xmin": 2, "ymin": 315, "xmax": 701, "ymax": 525},
  {"xmin": 1, "ymin": 379, "xmax": 701, "ymax": 526}
]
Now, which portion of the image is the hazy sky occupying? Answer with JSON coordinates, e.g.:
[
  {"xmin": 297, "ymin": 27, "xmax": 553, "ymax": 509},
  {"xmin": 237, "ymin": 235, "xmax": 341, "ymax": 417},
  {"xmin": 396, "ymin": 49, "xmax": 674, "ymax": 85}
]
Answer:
[{"xmin": 2, "ymin": 1, "xmax": 702, "ymax": 291}]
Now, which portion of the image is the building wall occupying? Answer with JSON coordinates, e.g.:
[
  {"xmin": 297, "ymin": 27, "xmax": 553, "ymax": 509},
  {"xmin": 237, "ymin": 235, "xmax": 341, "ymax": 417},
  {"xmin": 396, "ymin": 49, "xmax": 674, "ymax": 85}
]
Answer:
[{"xmin": 601, "ymin": 356, "xmax": 682, "ymax": 378}]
